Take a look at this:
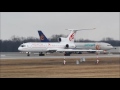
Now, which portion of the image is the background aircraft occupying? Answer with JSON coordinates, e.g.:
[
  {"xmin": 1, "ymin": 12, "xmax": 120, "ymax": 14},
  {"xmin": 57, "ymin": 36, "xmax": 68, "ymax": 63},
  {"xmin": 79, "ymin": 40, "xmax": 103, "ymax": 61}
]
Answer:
[
  {"xmin": 38, "ymin": 31, "xmax": 49, "ymax": 42},
  {"xmin": 75, "ymin": 42, "xmax": 113, "ymax": 54},
  {"xmin": 18, "ymin": 29, "xmax": 103, "ymax": 56},
  {"xmin": 38, "ymin": 30, "xmax": 113, "ymax": 54}
]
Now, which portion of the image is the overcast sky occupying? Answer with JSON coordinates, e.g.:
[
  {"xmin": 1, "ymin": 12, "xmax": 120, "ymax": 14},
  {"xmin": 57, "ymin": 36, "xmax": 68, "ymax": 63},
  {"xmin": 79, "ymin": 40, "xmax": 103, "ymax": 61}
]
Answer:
[{"xmin": 0, "ymin": 12, "xmax": 119, "ymax": 41}]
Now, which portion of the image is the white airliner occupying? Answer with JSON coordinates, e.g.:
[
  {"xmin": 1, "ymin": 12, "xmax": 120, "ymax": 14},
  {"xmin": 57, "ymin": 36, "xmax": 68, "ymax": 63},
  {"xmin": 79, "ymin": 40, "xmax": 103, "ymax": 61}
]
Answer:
[
  {"xmin": 38, "ymin": 30, "xmax": 113, "ymax": 54},
  {"xmin": 18, "ymin": 29, "xmax": 103, "ymax": 56}
]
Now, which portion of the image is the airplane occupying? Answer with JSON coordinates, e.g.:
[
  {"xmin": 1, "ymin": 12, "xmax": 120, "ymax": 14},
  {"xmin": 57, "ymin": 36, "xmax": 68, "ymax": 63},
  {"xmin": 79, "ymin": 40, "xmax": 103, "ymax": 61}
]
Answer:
[
  {"xmin": 38, "ymin": 30, "xmax": 113, "ymax": 54},
  {"xmin": 18, "ymin": 29, "xmax": 103, "ymax": 56}
]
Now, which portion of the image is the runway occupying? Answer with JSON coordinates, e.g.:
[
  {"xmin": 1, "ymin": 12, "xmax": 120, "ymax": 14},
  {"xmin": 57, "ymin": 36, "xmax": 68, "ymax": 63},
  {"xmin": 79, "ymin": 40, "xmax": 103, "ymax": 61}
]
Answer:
[
  {"xmin": 1, "ymin": 52, "xmax": 120, "ymax": 78},
  {"xmin": 0, "ymin": 52, "xmax": 119, "ymax": 60}
]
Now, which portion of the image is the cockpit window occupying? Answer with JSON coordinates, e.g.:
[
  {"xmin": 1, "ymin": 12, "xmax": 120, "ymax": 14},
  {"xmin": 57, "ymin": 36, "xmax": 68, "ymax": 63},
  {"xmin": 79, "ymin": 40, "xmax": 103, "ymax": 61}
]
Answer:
[{"xmin": 20, "ymin": 45, "xmax": 26, "ymax": 47}]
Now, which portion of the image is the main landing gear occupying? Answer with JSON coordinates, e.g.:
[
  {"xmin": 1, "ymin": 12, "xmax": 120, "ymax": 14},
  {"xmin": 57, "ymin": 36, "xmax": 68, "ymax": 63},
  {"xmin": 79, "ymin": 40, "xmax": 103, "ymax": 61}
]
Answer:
[
  {"xmin": 27, "ymin": 52, "xmax": 45, "ymax": 56},
  {"xmin": 27, "ymin": 52, "xmax": 30, "ymax": 56},
  {"xmin": 64, "ymin": 52, "xmax": 71, "ymax": 56},
  {"xmin": 39, "ymin": 52, "xmax": 45, "ymax": 56}
]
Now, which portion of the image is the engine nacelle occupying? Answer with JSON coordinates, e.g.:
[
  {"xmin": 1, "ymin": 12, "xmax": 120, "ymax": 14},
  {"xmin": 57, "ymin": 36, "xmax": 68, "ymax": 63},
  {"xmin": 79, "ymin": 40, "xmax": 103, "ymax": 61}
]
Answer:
[
  {"xmin": 65, "ymin": 44, "xmax": 69, "ymax": 48},
  {"xmin": 64, "ymin": 44, "xmax": 75, "ymax": 49},
  {"xmin": 58, "ymin": 37, "xmax": 67, "ymax": 42}
]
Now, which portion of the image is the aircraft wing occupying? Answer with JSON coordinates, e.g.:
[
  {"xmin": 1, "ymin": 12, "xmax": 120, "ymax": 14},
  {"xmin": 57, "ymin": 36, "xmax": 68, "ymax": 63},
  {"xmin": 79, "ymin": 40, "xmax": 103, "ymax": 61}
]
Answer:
[
  {"xmin": 47, "ymin": 48, "xmax": 103, "ymax": 53},
  {"xmin": 56, "ymin": 49, "xmax": 103, "ymax": 52},
  {"xmin": 47, "ymin": 48, "xmax": 58, "ymax": 52}
]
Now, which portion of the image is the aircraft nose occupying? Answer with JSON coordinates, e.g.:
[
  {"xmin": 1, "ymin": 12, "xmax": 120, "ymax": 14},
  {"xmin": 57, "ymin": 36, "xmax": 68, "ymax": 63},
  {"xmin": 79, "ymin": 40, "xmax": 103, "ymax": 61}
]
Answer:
[
  {"xmin": 109, "ymin": 45, "xmax": 114, "ymax": 50},
  {"xmin": 18, "ymin": 47, "xmax": 22, "ymax": 51},
  {"xmin": 111, "ymin": 45, "xmax": 114, "ymax": 49}
]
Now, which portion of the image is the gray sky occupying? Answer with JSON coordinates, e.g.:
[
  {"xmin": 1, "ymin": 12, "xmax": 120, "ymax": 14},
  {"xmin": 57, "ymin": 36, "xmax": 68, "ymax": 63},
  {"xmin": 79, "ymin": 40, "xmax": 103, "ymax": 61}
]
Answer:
[{"xmin": 0, "ymin": 12, "xmax": 119, "ymax": 41}]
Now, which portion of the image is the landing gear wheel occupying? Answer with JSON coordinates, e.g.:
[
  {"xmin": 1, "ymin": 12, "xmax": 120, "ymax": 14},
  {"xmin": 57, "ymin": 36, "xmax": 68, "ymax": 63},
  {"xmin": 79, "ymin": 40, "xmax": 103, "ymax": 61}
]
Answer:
[
  {"xmin": 64, "ymin": 53, "xmax": 70, "ymax": 56},
  {"xmin": 27, "ymin": 52, "xmax": 30, "ymax": 56},
  {"xmin": 39, "ymin": 52, "xmax": 45, "ymax": 56}
]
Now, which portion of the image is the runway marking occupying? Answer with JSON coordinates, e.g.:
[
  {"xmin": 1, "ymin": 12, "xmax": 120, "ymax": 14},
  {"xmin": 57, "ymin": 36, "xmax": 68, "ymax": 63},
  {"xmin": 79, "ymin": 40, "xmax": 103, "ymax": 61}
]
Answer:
[
  {"xmin": 1, "ymin": 54, "xmax": 119, "ymax": 60},
  {"xmin": 0, "ymin": 52, "xmax": 119, "ymax": 60}
]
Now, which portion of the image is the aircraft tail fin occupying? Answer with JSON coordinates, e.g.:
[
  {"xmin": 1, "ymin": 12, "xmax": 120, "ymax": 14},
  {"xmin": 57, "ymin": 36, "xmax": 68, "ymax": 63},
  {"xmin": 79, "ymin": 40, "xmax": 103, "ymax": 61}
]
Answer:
[
  {"xmin": 66, "ymin": 28, "xmax": 96, "ymax": 43},
  {"xmin": 66, "ymin": 30, "xmax": 77, "ymax": 43},
  {"xmin": 38, "ymin": 30, "xmax": 50, "ymax": 42}
]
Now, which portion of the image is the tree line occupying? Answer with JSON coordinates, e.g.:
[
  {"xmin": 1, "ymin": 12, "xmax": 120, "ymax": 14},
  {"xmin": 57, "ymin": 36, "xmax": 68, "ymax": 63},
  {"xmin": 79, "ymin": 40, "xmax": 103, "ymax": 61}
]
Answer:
[{"xmin": 0, "ymin": 35, "xmax": 120, "ymax": 52}]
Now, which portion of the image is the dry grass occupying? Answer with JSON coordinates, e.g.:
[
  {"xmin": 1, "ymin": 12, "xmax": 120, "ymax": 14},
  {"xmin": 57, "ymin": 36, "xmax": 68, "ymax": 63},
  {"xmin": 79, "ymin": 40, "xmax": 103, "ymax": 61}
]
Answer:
[{"xmin": 0, "ymin": 57, "xmax": 120, "ymax": 78}]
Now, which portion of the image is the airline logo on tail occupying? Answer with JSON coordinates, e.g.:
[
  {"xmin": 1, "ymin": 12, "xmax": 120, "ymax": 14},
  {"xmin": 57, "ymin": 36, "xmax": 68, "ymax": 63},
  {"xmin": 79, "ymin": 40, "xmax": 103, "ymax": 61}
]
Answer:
[
  {"xmin": 68, "ymin": 30, "xmax": 77, "ymax": 42},
  {"xmin": 69, "ymin": 32, "xmax": 75, "ymax": 41},
  {"xmin": 38, "ymin": 30, "xmax": 49, "ymax": 42},
  {"xmin": 40, "ymin": 35, "xmax": 44, "ymax": 40}
]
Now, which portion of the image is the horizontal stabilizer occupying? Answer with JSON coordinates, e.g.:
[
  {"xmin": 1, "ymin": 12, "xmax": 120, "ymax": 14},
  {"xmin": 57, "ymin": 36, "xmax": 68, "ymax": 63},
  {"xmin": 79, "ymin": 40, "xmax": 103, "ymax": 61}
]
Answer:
[{"xmin": 65, "ymin": 28, "xmax": 96, "ymax": 31}]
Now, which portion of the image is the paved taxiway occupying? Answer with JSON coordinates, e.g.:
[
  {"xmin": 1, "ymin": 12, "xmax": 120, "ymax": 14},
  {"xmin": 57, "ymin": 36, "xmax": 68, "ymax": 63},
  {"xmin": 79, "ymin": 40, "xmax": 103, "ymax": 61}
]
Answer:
[{"xmin": 0, "ymin": 52, "xmax": 119, "ymax": 60}]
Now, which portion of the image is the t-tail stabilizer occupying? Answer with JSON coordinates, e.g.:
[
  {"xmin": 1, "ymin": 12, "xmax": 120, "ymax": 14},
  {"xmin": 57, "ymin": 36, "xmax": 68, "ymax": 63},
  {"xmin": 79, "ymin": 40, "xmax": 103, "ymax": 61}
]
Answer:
[{"xmin": 63, "ymin": 28, "xmax": 96, "ymax": 43}]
